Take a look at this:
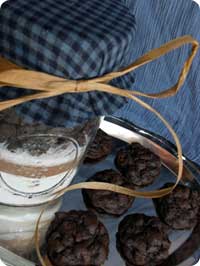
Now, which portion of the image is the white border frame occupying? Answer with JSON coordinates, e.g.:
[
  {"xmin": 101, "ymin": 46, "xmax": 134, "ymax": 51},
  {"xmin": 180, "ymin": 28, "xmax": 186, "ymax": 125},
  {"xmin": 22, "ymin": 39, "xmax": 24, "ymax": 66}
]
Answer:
[
  {"xmin": 0, "ymin": 259, "xmax": 6, "ymax": 266},
  {"xmin": 193, "ymin": 0, "xmax": 200, "ymax": 6}
]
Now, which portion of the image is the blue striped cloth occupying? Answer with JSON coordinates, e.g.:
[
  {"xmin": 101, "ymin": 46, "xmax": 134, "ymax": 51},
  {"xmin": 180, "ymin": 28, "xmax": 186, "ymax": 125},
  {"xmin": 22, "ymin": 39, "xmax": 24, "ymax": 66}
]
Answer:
[{"xmin": 116, "ymin": 0, "xmax": 200, "ymax": 164}]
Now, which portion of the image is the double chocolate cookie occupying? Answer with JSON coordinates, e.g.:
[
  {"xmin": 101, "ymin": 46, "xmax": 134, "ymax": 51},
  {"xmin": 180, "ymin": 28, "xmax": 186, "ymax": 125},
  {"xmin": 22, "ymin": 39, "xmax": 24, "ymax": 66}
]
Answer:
[
  {"xmin": 154, "ymin": 183, "xmax": 200, "ymax": 230},
  {"xmin": 115, "ymin": 143, "xmax": 161, "ymax": 187},
  {"xmin": 84, "ymin": 129, "xmax": 113, "ymax": 163},
  {"xmin": 46, "ymin": 211, "xmax": 109, "ymax": 266},
  {"xmin": 116, "ymin": 214, "xmax": 170, "ymax": 266},
  {"xmin": 82, "ymin": 169, "xmax": 134, "ymax": 216}
]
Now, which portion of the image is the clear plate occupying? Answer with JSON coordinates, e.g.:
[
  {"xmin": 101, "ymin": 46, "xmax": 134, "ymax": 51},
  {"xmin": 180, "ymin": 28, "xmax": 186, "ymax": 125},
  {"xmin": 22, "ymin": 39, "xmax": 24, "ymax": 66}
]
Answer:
[{"xmin": 61, "ymin": 116, "xmax": 200, "ymax": 266}]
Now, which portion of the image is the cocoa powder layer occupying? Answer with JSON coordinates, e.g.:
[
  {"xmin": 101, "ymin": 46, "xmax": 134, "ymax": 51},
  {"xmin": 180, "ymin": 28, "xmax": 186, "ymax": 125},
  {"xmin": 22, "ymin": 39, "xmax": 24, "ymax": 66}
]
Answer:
[{"xmin": 0, "ymin": 158, "xmax": 78, "ymax": 178}]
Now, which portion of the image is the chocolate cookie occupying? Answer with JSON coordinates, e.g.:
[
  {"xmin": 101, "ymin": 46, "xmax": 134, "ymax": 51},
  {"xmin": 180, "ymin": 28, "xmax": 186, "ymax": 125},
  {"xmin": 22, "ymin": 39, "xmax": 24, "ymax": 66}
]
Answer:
[
  {"xmin": 82, "ymin": 169, "xmax": 134, "ymax": 216},
  {"xmin": 154, "ymin": 183, "xmax": 200, "ymax": 230},
  {"xmin": 116, "ymin": 214, "xmax": 170, "ymax": 266},
  {"xmin": 46, "ymin": 211, "xmax": 109, "ymax": 266},
  {"xmin": 115, "ymin": 143, "xmax": 161, "ymax": 187},
  {"xmin": 84, "ymin": 129, "xmax": 113, "ymax": 163}
]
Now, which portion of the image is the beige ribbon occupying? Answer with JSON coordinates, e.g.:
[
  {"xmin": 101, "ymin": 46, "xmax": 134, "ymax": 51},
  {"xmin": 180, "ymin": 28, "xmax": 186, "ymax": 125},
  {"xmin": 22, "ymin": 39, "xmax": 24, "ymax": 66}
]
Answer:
[
  {"xmin": 0, "ymin": 35, "xmax": 199, "ymax": 265},
  {"xmin": 0, "ymin": 35, "xmax": 198, "ymax": 110}
]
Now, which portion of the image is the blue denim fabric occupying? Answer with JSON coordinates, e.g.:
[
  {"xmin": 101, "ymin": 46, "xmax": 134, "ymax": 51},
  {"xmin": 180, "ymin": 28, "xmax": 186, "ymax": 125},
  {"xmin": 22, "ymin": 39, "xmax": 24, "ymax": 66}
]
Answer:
[{"xmin": 116, "ymin": 0, "xmax": 200, "ymax": 164}]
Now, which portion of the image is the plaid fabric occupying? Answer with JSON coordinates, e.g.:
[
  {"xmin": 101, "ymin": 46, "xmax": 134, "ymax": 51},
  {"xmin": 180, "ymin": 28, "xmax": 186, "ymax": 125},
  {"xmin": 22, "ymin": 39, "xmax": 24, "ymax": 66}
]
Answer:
[{"xmin": 0, "ymin": 0, "xmax": 136, "ymax": 127}]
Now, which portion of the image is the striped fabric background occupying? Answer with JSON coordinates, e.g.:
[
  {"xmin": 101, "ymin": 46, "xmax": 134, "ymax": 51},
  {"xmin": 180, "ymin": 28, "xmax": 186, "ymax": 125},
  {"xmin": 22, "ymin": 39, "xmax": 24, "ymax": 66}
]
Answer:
[{"xmin": 117, "ymin": 0, "xmax": 200, "ymax": 164}]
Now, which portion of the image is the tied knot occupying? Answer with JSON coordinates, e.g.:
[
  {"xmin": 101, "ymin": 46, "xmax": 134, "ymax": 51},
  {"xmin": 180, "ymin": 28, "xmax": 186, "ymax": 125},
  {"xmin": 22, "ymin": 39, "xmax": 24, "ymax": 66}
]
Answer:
[
  {"xmin": 0, "ymin": 35, "xmax": 198, "ymax": 103},
  {"xmin": 75, "ymin": 80, "xmax": 88, "ymax": 92},
  {"xmin": 46, "ymin": 79, "xmax": 92, "ymax": 94},
  {"xmin": 75, "ymin": 80, "xmax": 80, "ymax": 92}
]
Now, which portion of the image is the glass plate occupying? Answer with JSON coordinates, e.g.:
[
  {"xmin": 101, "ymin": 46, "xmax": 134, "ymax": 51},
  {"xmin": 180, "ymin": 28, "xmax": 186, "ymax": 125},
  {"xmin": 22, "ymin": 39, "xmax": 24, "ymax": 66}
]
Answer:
[{"xmin": 61, "ymin": 116, "xmax": 200, "ymax": 266}]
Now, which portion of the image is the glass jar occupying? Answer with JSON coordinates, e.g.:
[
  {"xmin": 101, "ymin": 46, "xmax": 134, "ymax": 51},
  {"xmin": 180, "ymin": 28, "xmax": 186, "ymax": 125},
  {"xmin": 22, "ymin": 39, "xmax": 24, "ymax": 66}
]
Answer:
[
  {"xmin": 0, "ymin": 108, "xmax": 100, "ymax": 258},
  {"xmin": 0, "ymin": 199, "xmax": 61, "ymax": 259},
  {"xmin": 0, "ymin": 109, "xmax": 100, "ymax": 206}
]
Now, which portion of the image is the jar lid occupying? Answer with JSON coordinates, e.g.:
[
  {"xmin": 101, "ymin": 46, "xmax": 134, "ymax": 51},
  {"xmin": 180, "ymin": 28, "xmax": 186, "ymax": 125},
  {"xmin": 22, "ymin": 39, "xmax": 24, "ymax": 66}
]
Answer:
[{"xmin": 0, "ymin": 0, "xmax": 136, "ymax": 127}]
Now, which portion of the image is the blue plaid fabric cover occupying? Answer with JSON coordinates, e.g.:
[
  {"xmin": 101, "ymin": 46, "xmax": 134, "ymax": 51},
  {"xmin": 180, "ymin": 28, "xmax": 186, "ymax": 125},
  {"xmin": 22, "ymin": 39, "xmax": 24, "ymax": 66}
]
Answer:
[{"xmin": 0, "ymin": 0, "xmax": 136, "ymax": 127}]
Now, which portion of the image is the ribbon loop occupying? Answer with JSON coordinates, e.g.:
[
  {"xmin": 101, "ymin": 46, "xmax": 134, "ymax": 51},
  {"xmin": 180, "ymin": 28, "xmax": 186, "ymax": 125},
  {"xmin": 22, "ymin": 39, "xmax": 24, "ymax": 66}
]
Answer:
[
  {"xmin": 0, "ymin": 35, "xmax": 198, "ymax": 108},
  {"xmin": 91, "ymin": 36, "xmax": 199, "ymax": 99}
]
